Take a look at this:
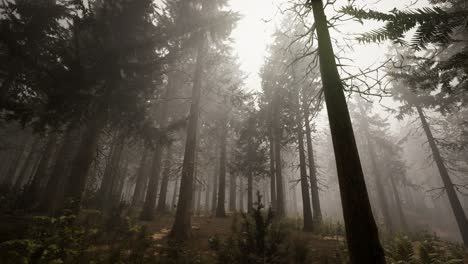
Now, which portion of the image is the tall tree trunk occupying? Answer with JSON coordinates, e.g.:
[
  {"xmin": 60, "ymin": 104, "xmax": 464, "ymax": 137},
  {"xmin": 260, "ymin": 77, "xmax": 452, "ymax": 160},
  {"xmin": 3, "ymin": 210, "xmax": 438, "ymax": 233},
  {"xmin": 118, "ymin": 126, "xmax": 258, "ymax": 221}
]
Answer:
[
  {"xmin": 239, "ymin": 176, "xmax": 244, "ymax": 212},
  {"xmin": 140, "ymin": 148, "xmax": 162, "ymax": 220},
  {"xmin": 205, "ymin": 174, "xmax": 211, "ymax": 212},
  {"xmin": 302, "ymin": 90, "xmax": 322, "ymax": 223},
  {"xmin": 13, "ymin": 137, "xmax": 40, "ymax": 192},
  {"xmin": 39, "ymin": 128, "xmax": 75, "ymax": 213},
  {"xmin": 268, "ymin": 129, "xmax": 277, "ymax": 211},
  {"xmin": 211, "ymin": 153, "xmax": 218, "ymax": 213},
  {"xmin": 247, "ymin": 172, "xmax": 253, "ymax": 213},
  {"xmin": 131, "ymin": 148, "xmax": 148, "ymax": 207},
  {"xmin": 389, "ymin": 172, "xmax": 408, "ymax": 232},
  {"xmin": 156, "ymin": 144, "xmax": 173, "ymax": 213},
  {"xmin": 309, "ymin": 1, "xmax": 385, "ymax": 262},
  {"xmin": 64, "ymin": 113, "xmax": 106, "ymax": 211},
  {"xmin": 229, "ymin": 173, "xmax": 237, "ymax": 211},
  {"xmin": 99, "ymin": 133, "xmax": 124, "ymax": 210},
  {"xmin": 416, "ymin": 104, "xmax": 468, "ymax": 246},
  {"xmin": 216, "ymin": 116, "xmax": 228, "ymax": 217},
  {"xmin": 295, "ymin": 87, "xmax": 314, "ymax": 232},
  {"xmin": 23, "ymin": 133, "xmax": 58, "ymax": 208},
  {"xmin": 272, "ymin": 91, "xmax": 285, "ymax": 217},
  {"xmin": 169, "ymin": 33, "xmax": 206, "ymax": 240},
  {"xmin": 171, "ymin": 176, "xmax": 179, "ymax": 211}
]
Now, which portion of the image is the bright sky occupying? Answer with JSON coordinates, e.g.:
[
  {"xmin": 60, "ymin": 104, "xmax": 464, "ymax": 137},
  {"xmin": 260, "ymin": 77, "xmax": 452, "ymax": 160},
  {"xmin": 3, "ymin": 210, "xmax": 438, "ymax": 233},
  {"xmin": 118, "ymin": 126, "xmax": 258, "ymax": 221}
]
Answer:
[{"xmin": 228, "ymin": 0, "xmax": 429, "ymax": 92}]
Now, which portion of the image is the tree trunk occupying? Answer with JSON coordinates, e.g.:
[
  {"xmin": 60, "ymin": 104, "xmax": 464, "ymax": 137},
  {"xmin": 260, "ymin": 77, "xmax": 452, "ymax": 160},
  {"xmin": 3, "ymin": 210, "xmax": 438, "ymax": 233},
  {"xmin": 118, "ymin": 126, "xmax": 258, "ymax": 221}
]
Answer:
[
  {"xmin": 309, "ymin": 1, "xmax": 385, "ymax": 262},
  {"xmin": 416, "ymin": 104, "xmax": 468, "ymax": 246},
  {"xmin": 169, "ymin": 33, "xmax": 206, "ymax": 240},
  {"xmin": 156, "ymin": 144, "xmax": 173, "ymax": 213},
  {"xmin": 39, "ymin": 128, "xmax": 75, "ymax": 213},
  {"xmin": 99, "ymin": 133, "xmax": 125, "ymax": 210},
  {"xmin": 229, "ymin": 173, "xmax": 237, "ymax": 212},
  {"xmin": 13, "ymin": 137, "xmax": 40, "ymax": 192},
  {"xmin": 295, "ymin": 87, "xmax": 314, "ymax": 232},
  {"xmin": 272, "ymin": 91, "xmax": 285, "ymax": 217},
  {"xmin": 268, "ymin": 129, "xmax": 277, "ymax": 211},
  {"xmin": 302, "ymin": 89, "xmax": 322, "ymax": 223},
  {"xmin": 389, "ymin": 172, "xmax": 408, "ymax": 232},
  {"xmin": 239, "ymin": 176, "xmax": 244, "ymax": 212},
  {"xmin": 64, "ymin": 113, "xmax": 106, "ymax": 211},
  {"xmin": 211, "ymin": 154, "xmax": 218, "ymax": 213},
  {"xmin": 171, "ymin": 177, "xmax": 179, "ymax": 211},
  {"xmin": 216, "ymin": 116, "xmax": 228, "ymax": 217},
  {"xmin": 140, "ymin": 148, "xmax": 162, "ymax": 220},
  {"xmin": 247, "ymin": 173, "xmax": 253, "ymax": 213},
  {"xmin": 131, "ymin": 148, "xmax": 149, "ymax": 207},
  {"xmin": 23, "ymin": 133, "xmax": 58, "ymax": 208}
]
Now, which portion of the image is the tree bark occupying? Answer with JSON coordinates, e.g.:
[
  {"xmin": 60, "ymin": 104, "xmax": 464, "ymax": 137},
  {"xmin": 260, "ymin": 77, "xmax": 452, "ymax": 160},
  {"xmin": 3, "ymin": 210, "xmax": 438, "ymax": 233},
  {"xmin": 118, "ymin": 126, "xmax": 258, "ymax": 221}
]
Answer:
[
  {"xmin": 216, "ymin": 116, "xmax": 228, "ymax": 217},
  {"xmin": 99, "ymin": 133, "xmax": 125, "ymax": 210},
  {"xmin": 302, "ymin": 90, "xmax": 322, "ymax": 223},
  {"xmin": 295, "ymin": 87, "xmax": 314, "ymax": 232},
  {"xmin": 416, "ymin": 104, "xmax": 468, "ymax": 247},
  {"xmin": 171, "ymin": 177, "xmax": 179, "ymax": 211},
  {"xmin": 308, "ymin": 1, "xmax": 385, "ymax": 262},
  {"xmin": 211, "ymin": 151, "xmax": 219, "ymax": 213},
  {"xmin": 169, "ymin": 33, "xmax": 205, "ymax": 240},
  {"xmin": 156, "ymin": 144, "xmax": 173, "ymax": 213}
]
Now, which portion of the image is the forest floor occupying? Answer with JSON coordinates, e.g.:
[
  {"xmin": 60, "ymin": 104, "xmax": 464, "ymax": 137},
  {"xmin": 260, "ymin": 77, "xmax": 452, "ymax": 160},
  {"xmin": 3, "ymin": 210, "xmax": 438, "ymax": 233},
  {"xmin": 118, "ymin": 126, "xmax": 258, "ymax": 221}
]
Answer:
[{"xmin": 141, "ymin": 214, "xmax": 345, "ymax": 263}]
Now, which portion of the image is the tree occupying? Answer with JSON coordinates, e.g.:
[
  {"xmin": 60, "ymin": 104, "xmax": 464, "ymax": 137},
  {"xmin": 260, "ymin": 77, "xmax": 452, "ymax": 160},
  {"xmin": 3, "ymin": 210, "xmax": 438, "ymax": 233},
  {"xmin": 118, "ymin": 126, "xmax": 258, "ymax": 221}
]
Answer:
[{"xmin": 305, "ymin": 1, "xmax": 386, "ymax": 262}]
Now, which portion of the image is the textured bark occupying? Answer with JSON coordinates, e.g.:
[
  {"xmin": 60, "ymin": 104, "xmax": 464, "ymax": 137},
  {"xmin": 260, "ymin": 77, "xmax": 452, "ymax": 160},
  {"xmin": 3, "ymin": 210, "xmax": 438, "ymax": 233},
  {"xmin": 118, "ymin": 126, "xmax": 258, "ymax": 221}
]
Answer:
[
  {"xmin": 64, "ymin": 113, "xmax": 106, "ymax": 211},
  {"xmin": 169, "ymin": 34, "xmax": 205, "ymax": 240},
  {"xmin": 131, "ymin": 148, "xmax": 149, "ymax": 207},
  {"xmin": 416, "ymin": 104, "xmax": 468, "ymax": 247},
  {"xmin": 13, "ymin": 137, "xmax": 40, "ymax": 192},
  {"xmin": 295, "ymin": 88, "xmax": 314, "ymax": 232},
  {"xmin": 309, "ymin": 1, "xmax": 385, "ymax": 262},
  {"xmin": 268, "ymin": 129, "xmax": 277, "ymax": 211},
  {"xmin": 216, "ymin": 116, "xmax": 228, "ymax": 217},
  {"xmin": 156, "ymin": 145, "xmax": 173, "ymax": 213},
  {"xmin": 229, "ymin": 173, "xmax": 237, "ymax": 211},
  {"xmin": 302, "ymin": 90, "xmax": 322, "ymax": 223}
]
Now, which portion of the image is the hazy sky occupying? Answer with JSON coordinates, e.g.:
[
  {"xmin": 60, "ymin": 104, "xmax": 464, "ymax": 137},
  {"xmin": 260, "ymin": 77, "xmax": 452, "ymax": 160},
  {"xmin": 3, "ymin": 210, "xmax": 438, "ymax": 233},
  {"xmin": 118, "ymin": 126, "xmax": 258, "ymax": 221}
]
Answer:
[{"xmin": 228, "ymin": 0, "xmax": 429, "ymax": 92}]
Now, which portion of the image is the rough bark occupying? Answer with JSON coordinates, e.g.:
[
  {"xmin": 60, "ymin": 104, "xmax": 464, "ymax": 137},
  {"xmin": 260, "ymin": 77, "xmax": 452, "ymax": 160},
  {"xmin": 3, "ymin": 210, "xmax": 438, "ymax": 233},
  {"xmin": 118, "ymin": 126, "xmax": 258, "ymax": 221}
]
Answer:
[
  {"xmin": 156, "ymin": 144, "xmax": 173, "ymax": 213},
  {"xmin": 169, "ymin": 33, "xmax": 205, "ymax": 240},
  {"xmin": 295, "ymin": 87, "xmax": 314, "ymax": 232},
  {"xmin": 416, "ymin": 104, "xmax": 468, "ymax": 247},
  {"xmin": 309, "ymin": 1, "xmax": 385, "ymax": 262},
  {"xmin": 216, "ymin": 116, "xmax": 228, "ymax": 217},
  {"xmin": 302, "ymin": 90, "xmax": 322, "ymax": 223}
]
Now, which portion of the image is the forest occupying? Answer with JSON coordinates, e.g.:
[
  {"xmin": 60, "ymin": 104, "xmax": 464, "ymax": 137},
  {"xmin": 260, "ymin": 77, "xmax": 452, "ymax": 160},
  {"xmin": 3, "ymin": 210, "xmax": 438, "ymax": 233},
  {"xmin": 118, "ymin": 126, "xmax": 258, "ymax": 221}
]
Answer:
[{"xmin": 0, "ymin": 0, "xmax": 468, "ymax": 263}]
